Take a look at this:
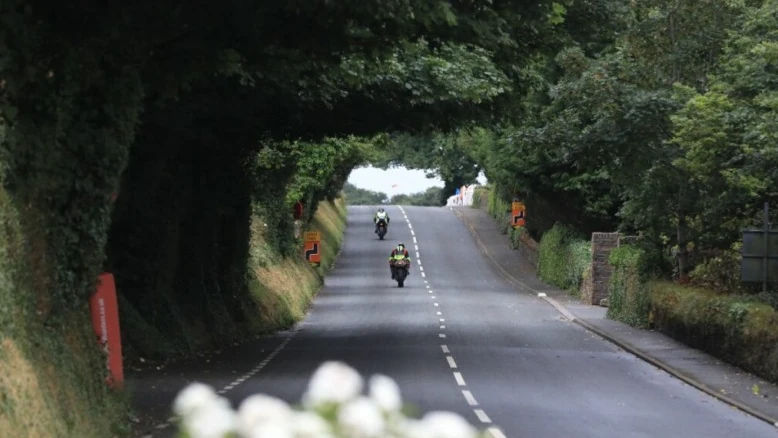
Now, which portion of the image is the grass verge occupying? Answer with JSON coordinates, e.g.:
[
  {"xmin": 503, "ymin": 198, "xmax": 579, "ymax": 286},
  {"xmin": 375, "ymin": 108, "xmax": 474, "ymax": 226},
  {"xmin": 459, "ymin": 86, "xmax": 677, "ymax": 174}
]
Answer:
[{"xmin": 247, "ymin": 198, "xmax": 347, "ymax": 333}]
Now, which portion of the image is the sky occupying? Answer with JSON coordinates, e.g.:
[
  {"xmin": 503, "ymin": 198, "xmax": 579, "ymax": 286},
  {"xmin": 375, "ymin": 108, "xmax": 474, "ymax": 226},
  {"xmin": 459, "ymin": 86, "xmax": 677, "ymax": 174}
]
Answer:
[{"xmin": 348, "ymin": 165, "xmax": 486, "ymax": 198}]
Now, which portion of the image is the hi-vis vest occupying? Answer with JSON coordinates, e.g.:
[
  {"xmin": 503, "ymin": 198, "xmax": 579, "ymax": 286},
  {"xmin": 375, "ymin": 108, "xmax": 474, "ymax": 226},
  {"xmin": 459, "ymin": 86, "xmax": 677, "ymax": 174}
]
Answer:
[
  {"xmin": 392, "ymin": 248, "xmax": 409, "ymax": 261},
  {"xmin": 376, "ymin": 211, "xmax": 388, "ymax": 220}
]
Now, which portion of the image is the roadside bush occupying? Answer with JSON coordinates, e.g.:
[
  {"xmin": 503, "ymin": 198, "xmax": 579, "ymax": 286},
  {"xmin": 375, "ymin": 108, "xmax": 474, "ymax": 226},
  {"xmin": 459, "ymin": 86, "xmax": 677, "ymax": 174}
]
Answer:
[
  {"xmin": 688, "ymin": 250, "xmax": 752, "ymax": 294},
  {"xmin": 508, "ymin": 226, "xmax": 524, "ymax": 250},
  {"xmin": 472, "ymin": 186, "xmax": 489, "ymax": 209},
  {"xmin": 651, "ymin": 282, "xmax": 778, "ymax": 383},
  {"xmin": 487, "ymin": 188, "xmax": 511, "ymax": 234},
  {"xmin": 537, "ymin": 223, "xmax": 591, "ymax": 293},
  {"xmin": 607, "ymin": 246, "xmax": 651, "ymax": 328}
]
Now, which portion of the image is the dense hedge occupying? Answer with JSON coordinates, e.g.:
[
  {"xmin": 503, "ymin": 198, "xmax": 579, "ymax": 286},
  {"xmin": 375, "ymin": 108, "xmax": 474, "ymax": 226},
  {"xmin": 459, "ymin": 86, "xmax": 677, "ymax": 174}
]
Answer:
[
  {"xmin": 651, "ymin": 282, "xmax": 778, "ymax": 383},
  {"xmin": 606, "ymin": 246, "xmax": 651, "ymax": 328},
  {"xmin": 536, "ymin": 223, "xmax": 591, "ymax": 294}
]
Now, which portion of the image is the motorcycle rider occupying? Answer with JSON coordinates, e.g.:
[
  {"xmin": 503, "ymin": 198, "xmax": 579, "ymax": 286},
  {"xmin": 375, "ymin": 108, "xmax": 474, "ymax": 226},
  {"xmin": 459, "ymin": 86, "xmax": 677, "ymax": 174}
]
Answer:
[
  {"xmin": 374, "ymin": 208, "xmax": 390, "ymax": 234},
  {"xmin": 389, "ymin": 243, "xmax": 411, "ymax": 279}
]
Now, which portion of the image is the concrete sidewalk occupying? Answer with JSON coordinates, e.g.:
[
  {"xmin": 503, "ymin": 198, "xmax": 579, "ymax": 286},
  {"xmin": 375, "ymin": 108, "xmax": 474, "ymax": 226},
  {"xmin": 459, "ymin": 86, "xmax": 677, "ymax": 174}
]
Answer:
[{"xmin": 452, "ymin": 206, "xmax": 778, "ymax": 428}]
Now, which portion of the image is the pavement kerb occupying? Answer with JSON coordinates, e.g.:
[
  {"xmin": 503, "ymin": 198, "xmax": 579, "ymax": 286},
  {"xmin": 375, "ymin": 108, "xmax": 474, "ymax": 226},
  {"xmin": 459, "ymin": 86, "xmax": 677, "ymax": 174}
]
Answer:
[{"xmin": 451, "ymin": 207, "xmax": 778, "ymax": 428}]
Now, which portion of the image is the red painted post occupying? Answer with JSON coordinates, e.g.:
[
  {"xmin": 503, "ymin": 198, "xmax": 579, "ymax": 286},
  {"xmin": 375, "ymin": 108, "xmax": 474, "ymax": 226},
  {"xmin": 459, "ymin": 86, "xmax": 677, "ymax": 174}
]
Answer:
[{"xmin": 90, "ymin": 273, "xmax": 124, "ymax": 389}]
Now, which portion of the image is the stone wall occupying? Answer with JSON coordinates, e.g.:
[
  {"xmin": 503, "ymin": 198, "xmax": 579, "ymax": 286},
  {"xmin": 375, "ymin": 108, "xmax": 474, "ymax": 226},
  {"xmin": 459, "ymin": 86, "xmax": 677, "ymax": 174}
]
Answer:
[{"xmin": 585, "ymin": 232, "xmax": 621, "ymax": 305}]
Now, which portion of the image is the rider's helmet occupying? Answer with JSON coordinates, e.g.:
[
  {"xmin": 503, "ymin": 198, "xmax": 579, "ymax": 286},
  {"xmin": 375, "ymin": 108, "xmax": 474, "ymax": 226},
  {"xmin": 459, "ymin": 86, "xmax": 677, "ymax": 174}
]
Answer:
[
  {"xmin": 378, "ymin": 208, "xmax": 385, "ymax": 213},
  {"xmin": 397, "ymin": 243, "xmax": 405, "ymax": 251}
]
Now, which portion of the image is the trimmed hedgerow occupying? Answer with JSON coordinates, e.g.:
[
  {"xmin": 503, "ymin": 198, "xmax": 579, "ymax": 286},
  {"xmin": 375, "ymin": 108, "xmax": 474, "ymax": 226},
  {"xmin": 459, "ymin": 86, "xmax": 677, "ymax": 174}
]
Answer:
[
  {"xmin": 651, "ymin": 281, "xmax": 778, "ymax": 384},
  {"xmin": 607, "ymin": 245, "xmax": 651, "ymax": 328},
  {"xmin": 537, "ymin": 223, "xmax": 591, "ymax": 294}
]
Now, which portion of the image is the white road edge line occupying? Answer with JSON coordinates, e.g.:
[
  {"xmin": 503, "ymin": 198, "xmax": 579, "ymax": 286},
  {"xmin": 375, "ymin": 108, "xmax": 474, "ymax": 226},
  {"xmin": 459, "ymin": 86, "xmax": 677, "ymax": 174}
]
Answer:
[
  {"xmin": 439, "ymin": 333, "xmax": 447, "ymax": 338},
  {"xmin": 474, "ymin": 409, "xmax": 492, "ymax": 423},
  {"xmin": 462, "ymin": 390, "xmax": 478, "ymax": 406},
  {"xmin": 446, "ymin": 356, "xmax": 457, "ymax": 368},
  {"xmin": 421, "ymin": 272, "xmax": 426, "ymax": 277},
  {"xmin": 441, "ymin": 345, "xmax": 450, "ymax": 353},
  {"xmin": 453, "ymin": 371, "xmax": 466, "ymax": 386},
  {"xmin": 440, "ymin": 325, "xmax": 446, "ymax": 329}
]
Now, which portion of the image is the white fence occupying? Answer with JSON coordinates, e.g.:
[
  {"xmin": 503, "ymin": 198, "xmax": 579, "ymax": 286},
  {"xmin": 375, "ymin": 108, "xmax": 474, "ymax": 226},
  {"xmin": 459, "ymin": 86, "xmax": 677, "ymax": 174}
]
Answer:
[{"xmin": 446, "ymin": 184, "xmax": 478, "ymax": 207}]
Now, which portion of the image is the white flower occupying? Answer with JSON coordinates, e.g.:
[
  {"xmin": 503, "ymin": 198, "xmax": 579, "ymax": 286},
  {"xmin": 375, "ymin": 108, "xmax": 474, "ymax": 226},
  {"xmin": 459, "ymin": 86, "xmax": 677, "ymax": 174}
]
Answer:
[
  {"xmin": 248, "ymin": 420, "xmax": 295, "ymax": 438},
  {"xmin": 303, "ymin": 361, "xmax": 363, "ymax": 407},
  {"xmin": 173, "ymin": 382, "xmax": 218, "ymax": 418},
  {"xmin": 420, "ymin": 411, "xmax": 478, "ymax": 438},
  {"xmin": 337, "ymin": 396, "xmax": 386, "ymax": 438},
  {"xmin": 238, "ymin": 394, "xmax": 293, "ymax": 436},
  {"xmin": 398, "ymin": 419, "xmax": 434, "ymax": 438},
  {"xmin": 182, "ymin": 396, "xmax": 237, "ymax": 438},
  {"xmin": 292, "ymin": 411, "xmax": 333, "ymax": 438},
  {"xmin": 369, "ymin": 374, "xmax": 402, "ymax": 412}
]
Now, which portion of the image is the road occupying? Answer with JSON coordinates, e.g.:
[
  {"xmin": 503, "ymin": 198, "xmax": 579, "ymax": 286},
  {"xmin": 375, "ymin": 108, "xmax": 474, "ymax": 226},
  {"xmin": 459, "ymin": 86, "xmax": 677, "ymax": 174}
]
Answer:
[{"xmin": 135, "ymin": 205, "xmax": 777, "ymax": 437}]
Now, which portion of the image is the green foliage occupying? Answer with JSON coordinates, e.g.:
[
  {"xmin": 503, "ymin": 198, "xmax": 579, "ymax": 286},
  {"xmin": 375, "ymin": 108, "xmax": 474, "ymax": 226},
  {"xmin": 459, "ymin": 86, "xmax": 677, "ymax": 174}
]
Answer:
[
  {"xmin": 390, "ymin": 187, "xmax": 444, "ymax": 206},
  {"xmin": 343, "ymin": 183, "xmax": 387, "ymax": 205},
  {"xmin": 471, "ymin": 186, "xmax": 489, "ymax": 209},
  {"xmin": 537, "ymin": 223, "xmax": 591, "ymax": 293},
  {"xmin": 651, "ymin": 281, "xmax": 778, "ymax": 383},
  {"xmin": 607, "ymin": 246, "xmax": 651, "ymax": 328},
  {"xmin": 487, "ymin": 185, "xmax": 511, "ymax": 234},
  {"xmin": 688, "ymin": 251, "xmax": 755, "ymax": 295}
]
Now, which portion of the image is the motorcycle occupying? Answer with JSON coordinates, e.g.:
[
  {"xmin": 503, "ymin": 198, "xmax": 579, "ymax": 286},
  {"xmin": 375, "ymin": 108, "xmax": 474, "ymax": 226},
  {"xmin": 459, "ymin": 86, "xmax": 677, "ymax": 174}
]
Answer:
[
  {"xmin": 393, "ymin": 258, "xmax": 410, "ymax": 287},
  {"xmin": 376, "ymin": 219, "xmax": 388, "ymax": 240}
]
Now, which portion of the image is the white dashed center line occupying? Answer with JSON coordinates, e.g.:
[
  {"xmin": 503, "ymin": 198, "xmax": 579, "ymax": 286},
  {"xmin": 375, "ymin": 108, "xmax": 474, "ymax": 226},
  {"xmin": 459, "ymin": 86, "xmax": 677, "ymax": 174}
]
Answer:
[
  {"xmin": 474, "ymin": 409, "xmax": 492, "ymax": 424},
  {"xmin": 398, "ymin": 206, "xmax": 502, "ymax": 436},
  {"xmin": 462, "ymin": 390, "xmax": 478, "ymax": 406}
]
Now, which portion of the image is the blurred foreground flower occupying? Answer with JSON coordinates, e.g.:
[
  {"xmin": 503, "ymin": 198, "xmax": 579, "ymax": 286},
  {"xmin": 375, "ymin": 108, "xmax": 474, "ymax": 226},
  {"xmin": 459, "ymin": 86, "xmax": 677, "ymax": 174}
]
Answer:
[{"xmin": 173, "ymin": 361, "xmax": 485, "ymax": 438}]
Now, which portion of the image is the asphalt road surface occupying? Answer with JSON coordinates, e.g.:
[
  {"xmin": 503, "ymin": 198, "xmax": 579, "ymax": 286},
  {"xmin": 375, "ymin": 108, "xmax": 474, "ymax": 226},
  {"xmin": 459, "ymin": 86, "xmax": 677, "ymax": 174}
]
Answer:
[{"xmin": 138, "ymin": 206, "xmax": 778, "ymax": 438}]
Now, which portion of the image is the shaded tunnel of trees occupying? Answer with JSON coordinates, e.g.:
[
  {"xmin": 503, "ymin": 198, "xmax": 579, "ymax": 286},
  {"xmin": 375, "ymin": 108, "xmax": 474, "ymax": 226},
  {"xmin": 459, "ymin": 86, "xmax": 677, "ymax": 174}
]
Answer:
[{"xmin": 2, "ymin": 0, "xmax": 778, "ymax": 433}]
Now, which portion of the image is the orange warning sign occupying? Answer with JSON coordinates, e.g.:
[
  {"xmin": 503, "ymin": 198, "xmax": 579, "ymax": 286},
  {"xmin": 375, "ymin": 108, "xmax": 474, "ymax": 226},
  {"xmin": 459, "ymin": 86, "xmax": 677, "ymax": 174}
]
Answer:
[
  {"xmin": 512, "ymin": 202, "xmax": 526, "ymax": 228},
  {"xmin": 304, "ymin": 230, "xmax": 321, "ymax": 264},
  {"xmin": 90, "ymin": 273, "xmax": 124, "ymax": 389}
]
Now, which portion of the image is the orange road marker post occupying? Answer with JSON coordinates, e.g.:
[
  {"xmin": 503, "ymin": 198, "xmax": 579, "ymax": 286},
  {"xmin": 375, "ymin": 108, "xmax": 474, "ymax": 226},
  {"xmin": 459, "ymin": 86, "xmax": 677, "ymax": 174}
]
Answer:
[{"xmin": 90, "ymin": 272, "xmax": 124, "ymax": 389}]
